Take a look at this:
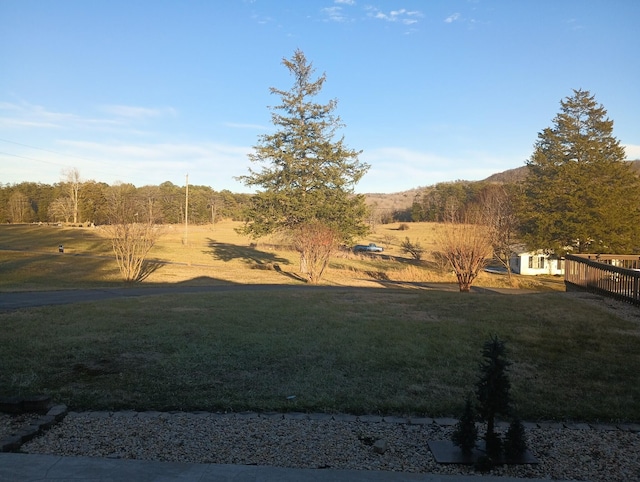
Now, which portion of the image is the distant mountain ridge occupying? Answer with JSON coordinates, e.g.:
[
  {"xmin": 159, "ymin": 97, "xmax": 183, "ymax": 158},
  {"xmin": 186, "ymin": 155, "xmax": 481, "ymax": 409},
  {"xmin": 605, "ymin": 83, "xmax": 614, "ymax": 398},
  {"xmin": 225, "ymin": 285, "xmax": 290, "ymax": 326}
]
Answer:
[
  {"xmin": 364, "ymin": 160, "xmax": 640, "ymax": 211},
  {"xmin": 482, "ymin": 166, "xmax": 529, "ymax": 183},
  {"xmin": 483, "ymin": 159, "xmax": 640, "ymax": 183}
]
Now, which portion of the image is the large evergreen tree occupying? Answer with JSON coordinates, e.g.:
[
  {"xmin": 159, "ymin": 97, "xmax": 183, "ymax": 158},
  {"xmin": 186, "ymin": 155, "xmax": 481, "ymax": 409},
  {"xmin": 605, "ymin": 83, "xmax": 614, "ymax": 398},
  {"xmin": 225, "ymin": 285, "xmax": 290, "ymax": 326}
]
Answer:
[
  {"xmin": 519, "ymin": 89, "xmax": 640, "ymax": 254},
  {"xmin": 237, "ymin": 50, "xmax": 370, "ymax": 281}
]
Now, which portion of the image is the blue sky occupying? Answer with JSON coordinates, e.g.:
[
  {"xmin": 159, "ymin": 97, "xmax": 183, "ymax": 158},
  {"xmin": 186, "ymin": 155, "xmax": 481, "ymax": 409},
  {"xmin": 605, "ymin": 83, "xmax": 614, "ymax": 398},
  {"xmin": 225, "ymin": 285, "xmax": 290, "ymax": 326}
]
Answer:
[{"xmin": 1, "ymin": 0, "xmax": 639, "ymax": 194}]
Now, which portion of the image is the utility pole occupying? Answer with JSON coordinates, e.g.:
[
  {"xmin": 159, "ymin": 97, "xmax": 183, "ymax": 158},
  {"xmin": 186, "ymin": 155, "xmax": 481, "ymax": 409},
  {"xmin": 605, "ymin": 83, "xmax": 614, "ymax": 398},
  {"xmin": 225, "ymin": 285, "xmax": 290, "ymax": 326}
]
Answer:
[{"xmin": 183, "ymin": 174, "xmax": 189, "ymax": 245}]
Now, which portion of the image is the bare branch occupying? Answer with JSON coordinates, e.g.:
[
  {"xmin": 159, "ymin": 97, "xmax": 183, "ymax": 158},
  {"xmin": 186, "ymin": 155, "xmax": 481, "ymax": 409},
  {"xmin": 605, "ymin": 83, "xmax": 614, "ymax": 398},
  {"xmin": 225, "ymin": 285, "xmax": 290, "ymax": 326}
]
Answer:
[{"xmin": 435, "ymin": 221, "xmax": 493, "ymax": 292}]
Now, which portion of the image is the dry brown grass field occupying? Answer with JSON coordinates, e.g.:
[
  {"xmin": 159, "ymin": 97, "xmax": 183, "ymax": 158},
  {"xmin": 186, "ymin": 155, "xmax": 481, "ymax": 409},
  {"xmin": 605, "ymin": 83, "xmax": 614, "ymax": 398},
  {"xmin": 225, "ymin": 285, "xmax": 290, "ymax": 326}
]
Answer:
[{"xmin": 0, "ymin": 221, "xmax": 564, "ymax": 291}]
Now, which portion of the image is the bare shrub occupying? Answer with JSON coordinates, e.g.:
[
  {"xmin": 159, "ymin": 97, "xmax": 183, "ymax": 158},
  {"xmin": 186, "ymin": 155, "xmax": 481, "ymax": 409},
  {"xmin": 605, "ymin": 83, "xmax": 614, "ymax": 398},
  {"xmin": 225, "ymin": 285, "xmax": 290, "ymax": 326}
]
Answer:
[
  {"xmin": 400, "ymin": 237, "xmax": 425, "ymax": 261},
  {"xmin": 105, "ymin": 222, "xmax": 163, "ymax": 282},
  {"xmin": 435, "ymin": 221, "xmax": 493, "ymax": 292},
  {"xmin": 292, "ymin": 220, "xmax": 340, "ymax": 284},
  {"xmin": 430, "ymin": 250, "xmax": 451, "ymax": 274},
  {"xmin": 104, "ymin": 183, "xmax": 163, "ymax": 282},
  {"xmin": 381, "ymin": 233, "xmax": 397, "ymax": 249}
]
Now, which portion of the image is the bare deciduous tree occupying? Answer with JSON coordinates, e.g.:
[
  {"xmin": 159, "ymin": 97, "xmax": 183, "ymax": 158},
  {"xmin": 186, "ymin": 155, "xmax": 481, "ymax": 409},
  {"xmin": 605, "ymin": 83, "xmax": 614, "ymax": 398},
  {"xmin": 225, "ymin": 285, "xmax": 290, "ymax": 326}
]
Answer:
[
  {"xmin": 104, "ymin": 183, "xmax": 163, "ymax": 282},
  {"xmin": 9, "ymin": 191, "xmax": 33, "ymax": 223},
  {"xmin": 48, "ymin": 197, "xmax": 74, "ymax": 223},
  {"xmin": 436, "ymin": 220, "xmax": 493, "ymax": 292},
  {"xmin": 478, "ymin": 184, "xmax": 518, "ymax": 280},
  {"xmin": 8, "ymin": 191, "xmax": 31, "ymax": 223},
  {"xmin": 62, "ymin": 168, "xmax": 81, "ymax": 224}
]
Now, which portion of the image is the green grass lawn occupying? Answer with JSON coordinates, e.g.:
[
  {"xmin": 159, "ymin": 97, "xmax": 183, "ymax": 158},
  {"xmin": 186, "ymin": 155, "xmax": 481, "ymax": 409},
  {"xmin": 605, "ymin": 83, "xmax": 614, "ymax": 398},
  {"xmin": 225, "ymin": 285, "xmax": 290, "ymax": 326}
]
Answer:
[{"xmin": 1, "ymin": 288, "xmax": 638, "ymax": 422}]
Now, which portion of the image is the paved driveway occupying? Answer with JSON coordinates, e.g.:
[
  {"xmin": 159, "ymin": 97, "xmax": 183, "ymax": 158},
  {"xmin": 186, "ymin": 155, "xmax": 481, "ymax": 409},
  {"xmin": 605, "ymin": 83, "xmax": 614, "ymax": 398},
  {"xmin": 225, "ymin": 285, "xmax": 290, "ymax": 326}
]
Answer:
[
  {"xmin": 0, "ymin": 285, "xmax": 312, "ymax": 311},
  {"xmin": 0, "ymin": 283, "xmax": 541, "ymax": 312}
]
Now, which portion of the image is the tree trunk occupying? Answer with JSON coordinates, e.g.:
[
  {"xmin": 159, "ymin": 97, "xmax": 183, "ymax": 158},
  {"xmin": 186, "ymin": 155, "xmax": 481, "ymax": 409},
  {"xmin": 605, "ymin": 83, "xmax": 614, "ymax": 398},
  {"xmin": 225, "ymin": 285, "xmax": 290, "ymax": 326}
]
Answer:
[{"xmin": 458, "ymin": 274, "xmax": 472, "ymax": 292}]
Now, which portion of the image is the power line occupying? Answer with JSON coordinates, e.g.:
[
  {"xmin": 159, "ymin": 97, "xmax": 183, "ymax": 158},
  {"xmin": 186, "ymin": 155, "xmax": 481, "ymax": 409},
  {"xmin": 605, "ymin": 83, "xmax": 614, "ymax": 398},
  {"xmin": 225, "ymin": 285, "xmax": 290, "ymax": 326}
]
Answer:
[
  {"xmin": 0, "ymin": 137, "xmax": 199, "ymax": 186},
  {"xmin": 0, "ymin": 150, "xmax": 65, "ymax": 167},
  {"xmin": 0, "ymin": 138, "xmax": 122, "ymax": 174},
  {"xmin": 0, "ymin": 138, "xmax": 150, "ymax": 181},
  {"xmin": 0, "ymin": 138, "xmax": 114, "ymax": 170},
  {"xmin": 0, "ymin": 150, "xmax": 119, "ymax": 181},
  {"xmin": 0, "ymin": 138, "xmax": 86, "ymax": 163},
  {"xmin": 0, "ymin": 136, "xmax": 195, "ymax": 171}
]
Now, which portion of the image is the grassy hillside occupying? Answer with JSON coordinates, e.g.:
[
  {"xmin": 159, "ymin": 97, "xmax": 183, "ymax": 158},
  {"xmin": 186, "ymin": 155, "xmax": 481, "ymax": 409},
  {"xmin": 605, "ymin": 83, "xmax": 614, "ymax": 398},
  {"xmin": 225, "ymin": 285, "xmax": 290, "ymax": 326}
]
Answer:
[{"xmin": 364, "ymin": 188, "xmax": 420, "ymax": 213}]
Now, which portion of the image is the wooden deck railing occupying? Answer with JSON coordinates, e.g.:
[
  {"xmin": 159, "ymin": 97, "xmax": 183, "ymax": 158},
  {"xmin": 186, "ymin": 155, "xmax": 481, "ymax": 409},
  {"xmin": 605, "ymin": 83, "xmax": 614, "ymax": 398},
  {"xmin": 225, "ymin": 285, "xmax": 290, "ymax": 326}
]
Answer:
[{"xmin": 564, "ymin": 254, "xmax": 640, "ymax": 305}]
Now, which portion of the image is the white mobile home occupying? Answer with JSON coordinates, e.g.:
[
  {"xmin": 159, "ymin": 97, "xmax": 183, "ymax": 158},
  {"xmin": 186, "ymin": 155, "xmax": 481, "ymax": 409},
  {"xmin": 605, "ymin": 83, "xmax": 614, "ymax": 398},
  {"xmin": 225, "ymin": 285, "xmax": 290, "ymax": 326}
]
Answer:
[{"xmin": 510, "ymin": 250, "xmax": 565, "ymax": 276}]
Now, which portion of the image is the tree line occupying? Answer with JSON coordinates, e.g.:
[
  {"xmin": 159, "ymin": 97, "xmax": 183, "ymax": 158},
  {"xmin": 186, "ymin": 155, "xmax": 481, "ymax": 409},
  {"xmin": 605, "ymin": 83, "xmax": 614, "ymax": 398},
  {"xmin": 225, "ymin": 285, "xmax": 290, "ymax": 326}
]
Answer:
[
  {"xmin": 410, "ymin": 180, "xmax": 519, "ymax": 224},
  {"xmin": 0, "ymin": 179, "xmax": 251, "ymax": 226}
]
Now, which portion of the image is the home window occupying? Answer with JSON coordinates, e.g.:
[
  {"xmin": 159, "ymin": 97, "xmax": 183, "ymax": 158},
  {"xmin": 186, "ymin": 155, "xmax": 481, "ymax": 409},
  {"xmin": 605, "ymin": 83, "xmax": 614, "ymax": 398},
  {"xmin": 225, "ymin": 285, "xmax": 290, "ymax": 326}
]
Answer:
[{"xmin": 528, "ymin": 255, "xmax": 545, "ymax": 269}]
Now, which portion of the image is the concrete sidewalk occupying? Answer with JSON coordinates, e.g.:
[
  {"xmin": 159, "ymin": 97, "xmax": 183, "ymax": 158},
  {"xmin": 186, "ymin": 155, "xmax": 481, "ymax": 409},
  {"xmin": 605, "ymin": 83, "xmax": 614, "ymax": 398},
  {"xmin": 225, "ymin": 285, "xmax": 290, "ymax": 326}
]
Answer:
[{"xmin": 0, "ymin": 453, "xmax": 562, "ymax": 482}]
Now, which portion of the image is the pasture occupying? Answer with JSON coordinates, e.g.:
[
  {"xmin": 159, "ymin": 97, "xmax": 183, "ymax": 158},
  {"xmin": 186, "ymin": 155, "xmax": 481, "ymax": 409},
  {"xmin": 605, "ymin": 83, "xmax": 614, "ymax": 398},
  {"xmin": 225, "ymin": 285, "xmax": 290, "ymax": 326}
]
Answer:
[{"xmin": 0, "ymin": 221, "xmax": 557, "ymax": 290}]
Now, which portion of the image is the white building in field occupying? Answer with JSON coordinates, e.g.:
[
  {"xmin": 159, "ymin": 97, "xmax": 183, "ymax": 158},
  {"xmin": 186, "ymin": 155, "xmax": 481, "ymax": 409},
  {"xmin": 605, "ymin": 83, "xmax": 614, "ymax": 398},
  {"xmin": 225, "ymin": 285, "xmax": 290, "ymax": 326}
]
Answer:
[{"xmin": 510, "ymin": 250, "xmax": 565, "ymax": 276}]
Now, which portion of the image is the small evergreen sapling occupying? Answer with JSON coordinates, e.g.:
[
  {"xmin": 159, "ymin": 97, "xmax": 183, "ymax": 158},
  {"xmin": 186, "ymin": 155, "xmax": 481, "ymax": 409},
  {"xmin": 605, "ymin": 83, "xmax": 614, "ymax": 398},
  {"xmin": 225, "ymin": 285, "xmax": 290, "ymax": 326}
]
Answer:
[
  {"xmin": 452, "ymin": 395, "xmax": 478, "ymax": 454},
  {"xmin": 447, "ymin": 335, "xmax": 528, "ymax": 467},
  {"xmin": 505, "ymin": 417, "xmax": 528, "ymax": 460},
  {"xmin": 476, "ymin": 335, "xmax": 511, "ymax": 457}
]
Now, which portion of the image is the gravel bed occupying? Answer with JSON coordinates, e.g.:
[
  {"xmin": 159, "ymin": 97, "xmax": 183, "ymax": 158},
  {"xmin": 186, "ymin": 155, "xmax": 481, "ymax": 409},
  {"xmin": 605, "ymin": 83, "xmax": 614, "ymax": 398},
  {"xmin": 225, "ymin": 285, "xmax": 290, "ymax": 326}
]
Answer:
[
  {"xmin": 0, "ymin": 413, "xmax": 43, "ymax": 439},
  {"xmin": 19, "ymin": 411, "xmax": 640, "ymax": 481}
]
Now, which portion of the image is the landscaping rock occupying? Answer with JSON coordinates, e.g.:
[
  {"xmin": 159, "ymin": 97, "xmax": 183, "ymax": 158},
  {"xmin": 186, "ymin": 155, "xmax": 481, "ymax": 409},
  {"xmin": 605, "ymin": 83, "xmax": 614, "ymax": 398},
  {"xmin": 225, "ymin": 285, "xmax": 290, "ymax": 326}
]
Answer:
[
  {"xmin": 22, "ymin": 395, "xmax": 51, "ymax": 414},
  {"xmin": 373, "ymin": 439, "xmax": 387, "ymax": 454},
  {"xmin": 0, "ymin": 397, "xmax": 24, "ymax": 414}
]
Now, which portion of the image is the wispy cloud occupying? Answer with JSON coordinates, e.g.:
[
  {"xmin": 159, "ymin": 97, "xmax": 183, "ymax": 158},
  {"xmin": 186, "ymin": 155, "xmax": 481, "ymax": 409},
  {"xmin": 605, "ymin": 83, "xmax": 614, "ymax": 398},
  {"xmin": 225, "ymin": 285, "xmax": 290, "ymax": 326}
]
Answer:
[
  {"xmin": 0, "ymin": 100, "xmax": 120, "ymax": 130},
  {"xmin": 100, "ymin": 105, "xmax": 177, "ymax": 119},
  {"xmin": 566, "ymin": 18, "xmax": 585, "ymax": 31},
  {"xmin": 0, "ymin": 100, "xmax": 178, "ymax": 134},
  {"xmin": 59, "ymin": 140, "xmax": 246, "ymax": 162},
  {"xmin": 250, "ymin": 12, "xmax": 274, "ymax": 25},
  {"xmin": 365, "ymin": 7, "xmax": 423, "ymax": 25},
  {"xmin": 0, "ymin": 98, "xmax": 257, "ymax": 189},
  {"xmin": 15, "ymin": 140, "xmax": 254, "ymax": 189},
  {"xmin": 358, "ymin": 146, "xmax": 511, "ymax": 193},
  {"xmin": 322, "ymin": 0, "xmax": 357, "ymax": 23},
  {"xmin": 624, "ymin": 144, "xmax": 640, "ymax": 160},
  {"xmin": 322, "ymin": 6, "xmax": 349, "ymax": 23},
  {"xmin": 444, "ymin": 12, "xmax": 461, "ymax": 23}
]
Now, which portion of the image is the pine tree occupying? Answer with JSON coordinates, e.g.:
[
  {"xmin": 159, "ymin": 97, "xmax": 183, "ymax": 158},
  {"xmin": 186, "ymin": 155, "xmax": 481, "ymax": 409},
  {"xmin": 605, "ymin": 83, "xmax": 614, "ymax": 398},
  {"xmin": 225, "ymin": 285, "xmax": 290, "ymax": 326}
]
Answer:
[
  {"xmin": 519, "ymin": 89, "xmax": 640, "ymax": 254},
  {"xmin": 237, "ymin": 50, "xmax": 370, "ymax": 282},
  {"xmin": 476, "ymin": 335, "xmax": 511, "ymax": 457}
]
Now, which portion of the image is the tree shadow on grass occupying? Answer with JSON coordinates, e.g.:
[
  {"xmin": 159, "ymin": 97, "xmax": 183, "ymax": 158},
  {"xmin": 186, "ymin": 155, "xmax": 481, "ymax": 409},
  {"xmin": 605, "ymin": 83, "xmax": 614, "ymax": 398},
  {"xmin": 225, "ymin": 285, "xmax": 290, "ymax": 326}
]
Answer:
[
  {"xmin": 205, "ymin": 239, "xmax": 309, "ymax": 283},
  {"xmin": 136, "ymin": 259, "xmax": 165, "ymax": 282},
  {"xmin": 204, "ymin": 239, "xmax": 291, "ymax": 266}
]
